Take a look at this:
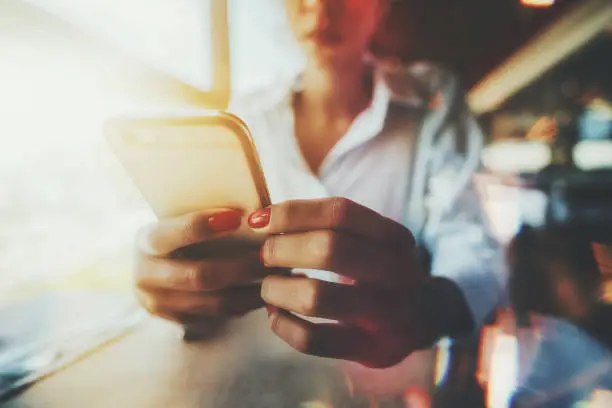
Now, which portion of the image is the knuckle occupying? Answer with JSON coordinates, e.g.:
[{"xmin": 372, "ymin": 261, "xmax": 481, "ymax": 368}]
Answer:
[
  {"xmin": 207, "ymin": 296, "xmax": 230, "ymax": 317},
  {"xmin": 136, "ymin": 290, "xmax": 193, "ymax": 325},
  {"xmin": 276, "ymin": 200, "xmax": 297, "ymax": 230},
  {"xmin": 309, "ymin": 230, "xmax": 338, "ymax": 270},
  {"xmin": 328, "ymin": 196, "xmax": 352, "ymax": 227},
  {"xmin": 261, "ymin": 237, "xmax": 278, "ymax": 266},
  {"xmin": 289, "ymin": 326, "xmax": 316, "ymax": 354},
  {"xmin": 268, "ymin": 315, "xmax": 317, "ymax": 355},
  {"xmin": 193, "ymin": 264, "xmax": 221, "ymax": 291},
  {"xmin": 181, "ymin": 213, "xmax": 201, "ymax": 244},
  {"xmin": 297, "ymin": 279, "xmax": 323, "ymax": 316},
  {"xmin": 269, "ymin": 311, "xmax": 281, "ymax": 332},
  {"xmin": 134, "ymin": 255, "xmax": 157, "ymax": 289},
  {"xmin": 180, "ymin": 211, "xmax": 212, "ymax": 245},
  {"xmin": 181, "ymin": 263, "xmax": 208, "ymax": 291}
]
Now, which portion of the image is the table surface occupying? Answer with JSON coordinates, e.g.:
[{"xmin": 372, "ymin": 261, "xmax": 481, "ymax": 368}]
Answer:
[
  {"xmin": 4, "ymin": 309, "xmax": 437, "ymax": 408},
  {"xmin": 6, "ymin": 292, "xmax": 612, "ymax": 407}
]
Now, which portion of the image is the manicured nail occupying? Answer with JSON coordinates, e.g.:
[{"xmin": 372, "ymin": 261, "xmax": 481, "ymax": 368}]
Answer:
[
  {"xmin": 208, "ymin": 210, "xmax": 242, "ymax": 233},
  {"xmin": 265, "ymin": 304, "xmax": 278, "ymax": 316},
  {"xmin": 259, "ymin": 244, "xmax": 268, "ymax": 266},
  {"xmin": 248, "ymin": 208, "xmax": 271, "ymax": 229}
]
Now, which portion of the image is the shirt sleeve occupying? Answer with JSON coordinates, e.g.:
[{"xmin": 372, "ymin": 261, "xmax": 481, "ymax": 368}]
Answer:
[{"xmin": 415, "ymin": 66, "xmax": 506, "ymax": 330}]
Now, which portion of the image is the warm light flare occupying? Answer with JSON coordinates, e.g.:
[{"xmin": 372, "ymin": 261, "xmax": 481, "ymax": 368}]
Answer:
[{"xmin": 521, "ymin": 0, "xmax": 555, "ymax": 8}]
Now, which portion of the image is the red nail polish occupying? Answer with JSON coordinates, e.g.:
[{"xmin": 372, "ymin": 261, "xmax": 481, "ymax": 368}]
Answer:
[
  {"xmin": 208, "ymin": 210, "xmax": 242, "ymax": 233},
  {"xmin": 248, "ymin": 208, "xmax": 271, "ymax": 229}
]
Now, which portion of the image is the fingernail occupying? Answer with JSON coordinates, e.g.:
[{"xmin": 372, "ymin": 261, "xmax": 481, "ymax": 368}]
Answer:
[
  {"xmin": 259, "ymin": 244, "xmax": 267, "ymax": 265},
  {"xmin": 261, "ymin": 278, "xmax": 271, "ymax": 299},
  {"xmin": 208, "ymin": 210, "xmax": 242, "ymax": 233},
  {"xmin": 248, "ymin": 208, "xmax": 271, "ymax": 229},
  {"xmin": 265, "ymin": 304, "xmax": 278, "ymax": 316}
]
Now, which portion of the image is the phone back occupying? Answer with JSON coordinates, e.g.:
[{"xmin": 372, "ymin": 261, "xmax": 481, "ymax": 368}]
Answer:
[{"xmin": 105, "ymin": 112, "xmax": 270, "ymax": 244}]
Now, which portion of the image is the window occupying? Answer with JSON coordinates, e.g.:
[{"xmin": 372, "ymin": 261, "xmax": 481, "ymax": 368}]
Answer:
[{"xmin": 0, "ymin": 0, "xmax": 301, "ymax": 301}]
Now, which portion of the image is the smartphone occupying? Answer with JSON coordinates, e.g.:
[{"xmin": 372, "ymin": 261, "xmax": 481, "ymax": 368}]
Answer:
[{"xmin": 104, "ymin": 111, "xmax": 271, "ymax": 246}]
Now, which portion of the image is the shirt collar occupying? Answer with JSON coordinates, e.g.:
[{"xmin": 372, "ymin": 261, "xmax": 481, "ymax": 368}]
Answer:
[
  {"xmin": 289, "ymin": 68, "xmax": 392, "ymax": 145},
  {"xmin": 313, "ymin": 71, "xmax": 393, "ymax": 174},
  {"xmin": 231, "ymin": 61, "xmax": 432, "ymax": 117}
]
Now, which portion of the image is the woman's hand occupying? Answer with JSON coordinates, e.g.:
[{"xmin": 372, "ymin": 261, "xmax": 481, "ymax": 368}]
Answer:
[
  {"xmin": 249, "ymin": 197, "xmax": 460, "ymax": 368},
  {"xmin": 134, "ymin": 209, "xmax": 267, "ymax": 329}
]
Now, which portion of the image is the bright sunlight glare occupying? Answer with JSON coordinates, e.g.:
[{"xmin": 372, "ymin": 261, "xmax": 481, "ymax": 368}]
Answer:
[
  {"xmin": 22, "ymin": 0, "xmax": 214, "ymax": 90},
  {"xmin": 0, "ymin": 0, "xmax": 301, "ymax": 302}
]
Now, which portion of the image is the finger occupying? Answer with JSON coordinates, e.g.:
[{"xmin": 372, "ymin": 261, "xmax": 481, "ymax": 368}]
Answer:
[
  {"xmin": 261, "ymin": 276, "xmax": 385, "ymax": 329},
  {"xmin": 249, "ymin": 197, "xmax": 414, "ymax": 249},
  {"xmin": 136, "ymin": 284, "xmax": 264, "ymax": 320},
  {"xmin": 268, "ymin": 310, "xmax": 401, "ymax": 368},
  {"xmin": 137, "ymin": 208, "xmax": 243, "ymax": 256},
  {"xmin": 136, "ymin": 252, "xmax": 266, "ymax": 292},
  {"xmin": 261, "ymin": 230, "xmax": 419, "ymax": 285},
  {"xmin": 172, "ymin": 237, "xmax": 259, "ymax": 260},
  {"xmin": 268, "ymin": 309, "xmax": 364, "ymax": 360}
]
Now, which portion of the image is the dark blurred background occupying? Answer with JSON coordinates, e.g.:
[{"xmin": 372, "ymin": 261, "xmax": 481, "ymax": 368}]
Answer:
[
  {"xmin": 1, "ymin": 0, "xmax": 589, "ymax": 91},
  {"xmin": 372, "ymin": 0, "xmax": 584, "ymax": 89}
]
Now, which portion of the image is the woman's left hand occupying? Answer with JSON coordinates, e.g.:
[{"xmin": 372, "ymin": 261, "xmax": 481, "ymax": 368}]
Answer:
[{"xmin": 248, "ymin": 197, "xmax": 443, "ymax": 368}]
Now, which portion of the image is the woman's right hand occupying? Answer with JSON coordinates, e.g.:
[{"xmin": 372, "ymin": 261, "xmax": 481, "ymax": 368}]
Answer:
[{"xmin": 134, "ymin": 209, "xmax": 267, "ymax": 328}]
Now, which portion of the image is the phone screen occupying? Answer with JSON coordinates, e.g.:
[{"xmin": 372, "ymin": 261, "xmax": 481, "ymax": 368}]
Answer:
[{"xmin": 21, "ymin": 0, "xmax": 220, "ymax": 92}]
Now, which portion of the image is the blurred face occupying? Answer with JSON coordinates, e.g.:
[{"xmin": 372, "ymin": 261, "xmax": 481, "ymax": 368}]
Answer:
[{"xmin": 284, "ymin": 0, "xmax": 388, "ymax": 58}]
